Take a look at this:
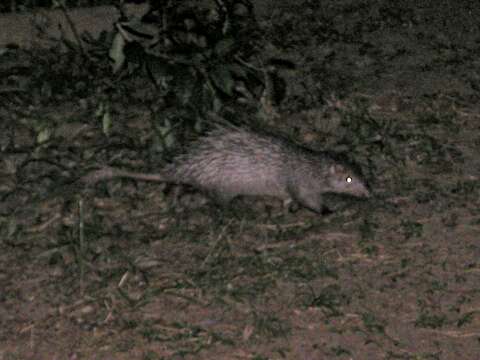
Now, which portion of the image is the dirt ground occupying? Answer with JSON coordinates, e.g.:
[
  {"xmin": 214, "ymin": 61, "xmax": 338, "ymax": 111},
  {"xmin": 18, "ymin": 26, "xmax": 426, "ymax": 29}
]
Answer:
[{"xmin": 1, "ymin": 1, "xmax": 480, "ymax": 359}]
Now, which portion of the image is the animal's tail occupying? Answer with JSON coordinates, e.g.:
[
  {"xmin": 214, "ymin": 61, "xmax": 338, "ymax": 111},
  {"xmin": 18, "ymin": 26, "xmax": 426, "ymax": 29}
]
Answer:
[{"xmin": 81, "ymin": 166, "xmax": 168, "ymax": 185}]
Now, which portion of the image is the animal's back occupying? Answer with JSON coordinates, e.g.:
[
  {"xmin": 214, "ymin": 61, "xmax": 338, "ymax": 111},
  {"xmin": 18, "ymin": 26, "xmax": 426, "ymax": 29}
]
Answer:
[{"xmin": 165, "ymin": 125, "xmax": 295, "ymax": 201}]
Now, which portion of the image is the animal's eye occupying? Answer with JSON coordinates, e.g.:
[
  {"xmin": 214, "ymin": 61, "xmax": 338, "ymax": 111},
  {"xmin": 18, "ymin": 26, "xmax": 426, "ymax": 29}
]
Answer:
[{"xmin": 346, "ymin": 176, "xmax": 353, "ymax": 183}]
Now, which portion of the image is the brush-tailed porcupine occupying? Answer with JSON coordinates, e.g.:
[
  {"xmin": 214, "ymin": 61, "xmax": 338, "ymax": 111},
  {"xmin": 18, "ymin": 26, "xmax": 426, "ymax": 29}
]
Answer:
[{"xmin": 83, "ymin": 124, "xmax": 370, "ymax": 213}]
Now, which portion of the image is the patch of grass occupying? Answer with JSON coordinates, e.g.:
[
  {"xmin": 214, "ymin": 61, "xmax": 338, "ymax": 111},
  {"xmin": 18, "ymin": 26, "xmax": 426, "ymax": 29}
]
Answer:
[
  {"xmin": 253, "ymin": 312, "xmax": 290, "ymax": 338},
  {"xmin": 449, "ymin": 180, "xmax": 480, "ymax": 197},
  {"xmin": 400, "ymin": 258, "xmax": 410, "ymax": 268},
  {"xmin": 2, "ymin": 353, "xmax": 23, "ymax": 360},
  {"xmin": 362, "ymin": 312, "xmax": 386, "ymax": 334},
  {"xmin": 426, "ymin": 280, "xmax": 447, "ymax": 294},
  {"xmin": 120, "ymin": 319, "xmax": 139, "ymax": 331},
  {"xmin": 306, "ymin": 284, "xmax": 349, "ymax": 318},
  {"xmin": 252, "ymin": 355, "xmax": 269, "ymax": 360},
  {"xmin": 143, "ymin": 351, "xmax": 161, "ymax": 360},
  {"xmin": 225, "ymin": 277, "xmax": 275, "ymax": 302},
  {"xmin": 140, "ymin": 324, "xmax": 164, "ymax": 342},
  {"xmin": 362, "ymin": 244, "xmax": 380, "ymax": 256},
  {"xmin": 415, "ymin": 312, "xmax": 447, "ymax": 329},
  {"xmin": 140, "ymin": 320, "xmax": 222, "ymax": 356},
  {"xmin": 359, "ymin": 216, "xmax": 378, "ymax": 242},
  {"xmin": 414, "ymin": 192, "xmax": 437, "ymax": 207},
  {"xmin": 456, "ymin": 311, "xmax": 475, "ymax": 328},
  {"xmin": 386, "ymin": 351, "xmax": 442, "ymax": 360},
  {"xmin": 400, "ymin": 220, "xmax": 423, "ymax": 240},
  {"xmin": 189, "ymin": 253, "xmax": 278, "ymax": 293},
  {"xmin": 282, "ymin": 255, "xmax": 338, "ymax": 281},
  {"xmin": 184, "ymin": 240, "xmax": 339, "ymax": 304},
  {"xmin": 115, "ymin": 338, "xmax": 136, "ymax": 353},
  {"xmin": 330, "ymin": 345, "xmax": 352, "ymax": 356}
]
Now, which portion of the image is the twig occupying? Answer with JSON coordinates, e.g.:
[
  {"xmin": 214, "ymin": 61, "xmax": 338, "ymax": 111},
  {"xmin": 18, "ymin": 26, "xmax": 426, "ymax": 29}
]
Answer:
[
  {"xmin": 58, "ymin": 2, "xmax": 85, "ymax": 56},
  {"xmin": 78, "ymin": 198, "xmax": 85, "ymax": 296}
]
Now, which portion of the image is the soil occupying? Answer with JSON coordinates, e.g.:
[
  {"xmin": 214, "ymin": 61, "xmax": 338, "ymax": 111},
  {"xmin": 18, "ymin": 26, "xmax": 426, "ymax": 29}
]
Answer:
[{"xmin": 1, "ymin": 1, "xmax": 480, "ymax": 359}]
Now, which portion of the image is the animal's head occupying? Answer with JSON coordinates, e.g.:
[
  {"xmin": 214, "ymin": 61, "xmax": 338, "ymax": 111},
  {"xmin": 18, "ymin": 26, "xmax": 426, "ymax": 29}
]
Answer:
[{"xmin": 327, "ymin": 163, "xmax": 370, "ymax": 197}]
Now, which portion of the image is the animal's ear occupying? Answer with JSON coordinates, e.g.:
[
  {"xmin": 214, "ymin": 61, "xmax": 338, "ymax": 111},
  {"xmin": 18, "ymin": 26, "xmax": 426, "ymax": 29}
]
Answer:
[{"xmin": 329, "ymin": 164, "xmax": 345, "ymax": 175}]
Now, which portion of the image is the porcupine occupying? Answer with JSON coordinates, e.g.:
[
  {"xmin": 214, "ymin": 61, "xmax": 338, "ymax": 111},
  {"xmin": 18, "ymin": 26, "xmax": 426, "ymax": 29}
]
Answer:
[{"xmin": 82, "ymin": 124, "xmax": 370, "ymax": 213}]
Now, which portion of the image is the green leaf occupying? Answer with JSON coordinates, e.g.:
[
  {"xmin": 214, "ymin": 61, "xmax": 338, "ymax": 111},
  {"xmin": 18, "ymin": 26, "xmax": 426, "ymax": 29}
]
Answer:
[
  {"xmin": 158, "ymin": 118, "xmax": 176, "ymax": 150},
  {"xmin": 214, "ymin": 38, "xmax": 235, "ymax": 57},
  {"xmin": 226, "ymin": 63, "xmax": 248, "ymax": 79},
  {"xmin": 37, "ymin": 127, "xmax": 52, "ymax": 144},
  {"xmin": 101, "ymin": 106, "xmax": 112, "ymax": 137},
  {"xmin": 109, "ymin": 33, "xmax": 126, "ymax": 73},
  {"xmin": 147, "ymin": 58, "xmax": 173, "ymax": 80},
  {"xmin": 210, "ymin": 66, "xmax": 235, "ymax": 96}
]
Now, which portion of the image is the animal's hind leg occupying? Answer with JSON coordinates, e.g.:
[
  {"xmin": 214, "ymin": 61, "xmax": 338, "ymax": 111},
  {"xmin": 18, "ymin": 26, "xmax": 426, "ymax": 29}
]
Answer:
[{"xmin": 207, "ymin": 190, "xmax": 235, "ymax": 207}]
